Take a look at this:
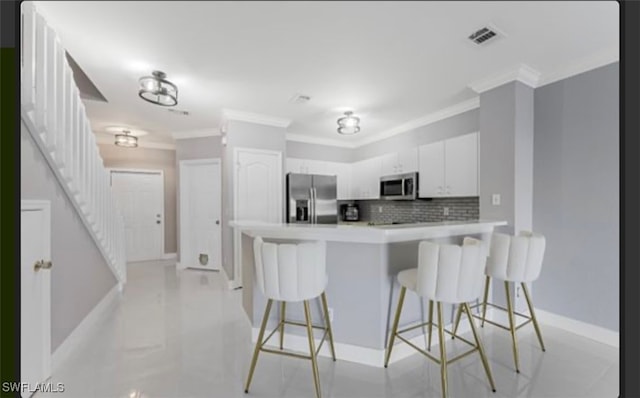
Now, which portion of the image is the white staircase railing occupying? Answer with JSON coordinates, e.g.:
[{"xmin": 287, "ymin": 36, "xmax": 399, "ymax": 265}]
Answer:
[{"xmin": 21, "ymin": 2, "xmax": 127, "ymax": 284}]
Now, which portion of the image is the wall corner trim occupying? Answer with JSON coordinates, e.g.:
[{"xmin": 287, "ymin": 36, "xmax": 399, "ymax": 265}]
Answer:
[
  {"xmin": 51, "ymin": 284, "xmax": 121, "ymax": 372},
  {"xmin": 468, "ymin": 64, "xmax": 541, "ymax": 93}
]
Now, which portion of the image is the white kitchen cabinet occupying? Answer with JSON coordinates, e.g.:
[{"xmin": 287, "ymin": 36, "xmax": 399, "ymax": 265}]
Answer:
[
  {"xmin": 380, "ymin": 148, "xmax": 418, "ymax": 176},
  {"xmin": 418, "ymin": 132, "xmax": 478, "ymax": 197},
  {"xmin": 444, "ymin": 132, "xmax": 478, "ymax": 196},
  {"xmin": 285, "ymin": 158, "xmax": 351, "ymax": 200},
  {"xmin": 351, "ymin": 157, "xmax": 381, "ymax": 199},
  {"xmin": 418, "ymin": 140, "xmax": 445, "ymax": 197}
]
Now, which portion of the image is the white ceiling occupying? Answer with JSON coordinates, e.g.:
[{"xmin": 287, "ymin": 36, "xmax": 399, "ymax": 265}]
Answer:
[{"xmin": 33, "ymin": 1, "xmax": 618, "ymax": 147}]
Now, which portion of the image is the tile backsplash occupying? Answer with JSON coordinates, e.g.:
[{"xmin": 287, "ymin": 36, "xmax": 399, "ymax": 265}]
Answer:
[{"xmin": 340, "ymin": 197, "xmax": 479, "ymax": 223}]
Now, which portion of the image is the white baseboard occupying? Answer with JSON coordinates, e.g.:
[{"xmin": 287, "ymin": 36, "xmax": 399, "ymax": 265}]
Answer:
[
  {"xmin": 52, "ymin": 284, "xmax": 121, "ymax": 371},
  {"xmin": 162, "ymin": 252, "xmax": 177, "ymax": 260},
  {"xmin": 251, "ymin": 314, "xmax": 476, "ymax": 368},
  {"xmin": 534, "ymin": 308, "xmax": 619, "ymax": 348}
]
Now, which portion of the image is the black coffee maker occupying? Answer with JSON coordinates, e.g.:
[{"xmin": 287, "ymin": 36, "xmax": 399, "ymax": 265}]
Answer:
[{"xmin": 340, "ymin": 203, "xmax": 359, "ymax": 221}]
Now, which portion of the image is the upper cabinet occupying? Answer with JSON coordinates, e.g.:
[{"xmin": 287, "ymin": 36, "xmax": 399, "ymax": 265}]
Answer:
[
  {"xmin": 350, "ymin": 157, "xmax": 382, "ymax": 200},
  {"xmin": 285, "ymin": 158, "xmax": 351, "ymax": 200},
  {"xmin": 380, "ymin": 148, "xmax": 418, "ymax": 176},
  {"xmin": 418, "ymin": 132, "xmax": 478, "ymax": 197}
]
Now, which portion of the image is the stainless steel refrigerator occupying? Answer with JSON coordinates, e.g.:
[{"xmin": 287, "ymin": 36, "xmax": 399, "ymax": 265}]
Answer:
[{"xmin": 286, "ymin": 173, "xmax": 337, "ymax": 224}]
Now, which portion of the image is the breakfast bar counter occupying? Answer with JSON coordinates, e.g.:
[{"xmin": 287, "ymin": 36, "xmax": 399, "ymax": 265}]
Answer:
[{"xmin": 230, "ymin": 219, "xmax": 506, "ymax": 367}]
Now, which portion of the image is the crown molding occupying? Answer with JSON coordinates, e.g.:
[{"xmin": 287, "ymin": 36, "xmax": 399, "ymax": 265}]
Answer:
[
  {"xmin": 95, "ymin": 132, "xmax": 176, "ymax": 150},
  {"xmin": 222, "ymin": 108, "xmax": 291, "ymax": 128},
  {"xmin": 171, "ymin": 128, "xmax": 220, "ymax": 140},
  {"xmin": 352, "ymin": 97, "xmax": 480, "ymax": 148},
  {"xmin": 468, "ymin": 64, "xmax": 541, "ymax": 93},
  {"xmin": 536, "ymin": 45, "xmax": 619, "ymax": 88},
  {"xmin": 286, "ymin": 133, "xmax": 357, "ymax": 149}
]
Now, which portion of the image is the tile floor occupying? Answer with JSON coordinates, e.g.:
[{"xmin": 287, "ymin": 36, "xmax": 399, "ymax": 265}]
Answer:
[{"xmin": 40, "ymin": 261, "xmax": 619, "ymax": 398}]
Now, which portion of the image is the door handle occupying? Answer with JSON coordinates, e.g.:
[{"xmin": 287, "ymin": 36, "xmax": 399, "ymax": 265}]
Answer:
[
  {"xmin": 34, "ymin": 260, "xmax": 52, "ymax": 271},
  {"xmin": 156, "ymin": 220, "xmax": 161, "ymax": 224},
  {"xmin": 216, "ymin": 220, "xmax": 220, "ymax": 225}
]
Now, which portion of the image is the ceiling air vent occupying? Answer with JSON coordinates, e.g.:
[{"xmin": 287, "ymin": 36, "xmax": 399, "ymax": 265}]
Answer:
[
  {"xmin": 288, "ymin": 93, "xmax": 311, "ymax": 104},
  {"xmin": 468, "ymin": 24, "xmax": 503, "ymax": 45},
  {"xmin": 167, "ymin": 108, "xmax": 190, "ymax": 116}
]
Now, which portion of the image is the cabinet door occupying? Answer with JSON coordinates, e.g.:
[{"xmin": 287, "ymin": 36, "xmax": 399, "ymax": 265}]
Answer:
[
  {"xmin": 286, "ymin": 158, "xmax": 303, "ymax": 174},
  {"xmin": 445, "ymin": 132, "xmax": 478, "ymax": 196},
  {"xmin": 333, "ymin": 162, "xmax": 352, "ymax": 200},
  {"xmin": 397, "ymin": 147, "xmax": 418, "ymax": 173},
  {"xmin": 364, "ymin": 156, "xmax": 382, "ymax": 199},
  {"xmin": 350, "ymin": 160, "xmax": 365, "ymax": 199},
  {"xmin": 306, "ymin": 159, "xmax": 331, "ymax": 175},
  {"xmin": 418, "ymin": 141, "xmax": 445, "ymax": 197},
  {"xmin": 380, "ymin": 153, "xmax": 398, "ymax": 176}
]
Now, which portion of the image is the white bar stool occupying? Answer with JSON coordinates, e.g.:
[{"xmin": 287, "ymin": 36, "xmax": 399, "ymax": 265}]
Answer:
[
  {"xmin": 453, "ymin": 231, "xmax": 546, "ymax": 373},
  {"xmin": 384, "ymin": 238, "xmax": 496, "ymax": 398},
  {"xmin": 244, "ymin": 237, "xmax": 336, "ymax": 398}
]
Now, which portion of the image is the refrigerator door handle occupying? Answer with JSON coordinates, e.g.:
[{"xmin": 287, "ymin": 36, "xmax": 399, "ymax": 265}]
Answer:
[
  {"xmin": 309, "ymin": 188, "xmax": 314, "ymax": 224},
  {"xmin": 312, "ymin": 187, "xmax": 317, "ymax": 223}
]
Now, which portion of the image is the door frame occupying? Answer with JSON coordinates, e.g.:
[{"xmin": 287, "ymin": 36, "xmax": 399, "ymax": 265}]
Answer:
[
  {"xmin": 232, "ymin": 147, "xmax": 283, "ymax": 289},
  {"xmin": 178, "ymin": 158, "xmax": 222, "ymax": 270},
  {"xmin": 108, "ymin": 168, "xmax": 165, "ymax": 261},
  {"xmin": 21, "ymin": 200, "xmax": 52, "ymax": 383}
]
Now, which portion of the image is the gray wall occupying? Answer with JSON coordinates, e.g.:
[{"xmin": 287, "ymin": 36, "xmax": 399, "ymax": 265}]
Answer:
[
  {"xmin": 478, "ymin": 82, "xmax": 518, "ymax": 234},
  {"xmin": 175, "ymin": 135, "xmax": 223, "ymax": 160},
  {"xmin": 222, "ymin": 121, "xmax": 287, "ymax": 279},
  {"xmin": 21, "ymin": 123, "xmax": 118, "ymax": 351},
  {"xmin": 354, "ymin": 108, "xmax": 479, "ymax": 161},
  {"xmin": 98, "ymin": 144, "xmax": 177, "ymax": 254},
  {"xmin": 533, "ymin": 62, "xmax": 619, "ymax": 331},
  {"xmin": 286, "ymin": 140, "xmax": 353, "ymax": 163},
  {"xmin": 175, "ymin": 135, "xmax": 223, "ymax": 260}
]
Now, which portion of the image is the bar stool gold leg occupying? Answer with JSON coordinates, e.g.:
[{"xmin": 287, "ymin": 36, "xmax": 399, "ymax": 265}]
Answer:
[
  {"xmin": 481, "ymin": 276, "xmax": 491, "ymax": 327},
  {"xmin": 304, "ymin": 300, "xmax": 322, "ymax": 398},
  {"xmin": 451, "ymin": 304, "xmax": 463, "ymax": 338},
  {"xmin": 427, "ymin": 300, "xmax": 434, "ymax": 350},
  {"xmin": 279, "ymin": 301, "xmax": 286, "ymax": 350},
  {"xmin": 321, "ymin": 292, "xmax": 337, "ymax": 361},
  {"xmin": 437, "ymin": 302, "xmax": 448, "ymax": 398},
  {"xmin": 504, "ymin": 281, "xmax": 520, "ymax": 373},
  {"xmin": 384, "ymin": 286, "xmax": 406, "ymax": 368},
  {"xmin": 464, "ymin": 303, "xmax": 496, "ymax": 392},
  {"xmin": 521, "ymin": 283, "xmax": 546, "ymax": 352},
  {"xmin": 244, "ymin": 299, "xmax": 273, "ymax": 393}
]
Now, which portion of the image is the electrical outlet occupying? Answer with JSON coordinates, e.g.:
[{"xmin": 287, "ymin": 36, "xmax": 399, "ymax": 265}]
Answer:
[
  {"xmin": 378, "ymin": 206, "xmax": 383, "ymax": 213},
  {"xmin": 443, "ymin": 207, "xmax": 449, "ymax": 216},
  {"xmin": 328, "ymin": 308, "xmax": 334, "ymax": 322},
  {"xmin": 492, "ymin": 194, "xmax": 501, "ymax": 206}
]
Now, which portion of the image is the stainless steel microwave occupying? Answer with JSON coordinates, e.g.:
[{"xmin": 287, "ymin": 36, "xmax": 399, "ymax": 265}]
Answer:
[{"xmin": 379, "ymin": 172, "xmax": 418, "ymax": 200}]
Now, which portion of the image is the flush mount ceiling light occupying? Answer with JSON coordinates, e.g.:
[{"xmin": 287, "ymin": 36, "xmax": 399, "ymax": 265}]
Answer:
[
  {"xmin": 337, "ymin": 111, "xmax": 360, "ymax": 135},
  {"xmin": 138, "ymin": 70, "xmax": 178, "ymax": 106},
  {"xmin": 114, "ymin": 130, "xmax": 138, "ymax": 148}
]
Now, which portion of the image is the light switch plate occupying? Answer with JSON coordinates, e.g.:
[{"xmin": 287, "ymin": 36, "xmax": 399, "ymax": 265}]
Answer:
[{"xmin": 492, "ymin": 194, "xmax": 501, "ymax": 206}]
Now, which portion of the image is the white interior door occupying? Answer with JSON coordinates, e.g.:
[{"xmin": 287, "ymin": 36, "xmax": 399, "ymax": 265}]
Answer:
[
  {"xmin": 21, "ymin": 201, "xmax": 51, "ymax": 397},
  {"xmin": 233, "ymin": 148, "xmax": 282, "ymax": 285},
  {"xmin": 110, "ymin": 170, "xmax": 164, "ymax": 262},
  {"xmin": 179, "ymin": 159, "xmax": 222, "ymax": 270}
]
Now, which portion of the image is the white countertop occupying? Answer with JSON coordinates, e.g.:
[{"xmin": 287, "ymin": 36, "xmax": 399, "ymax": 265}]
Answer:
[{"xmin": 230, "ymin": 220, "xmax": 507, "ymax": 243}]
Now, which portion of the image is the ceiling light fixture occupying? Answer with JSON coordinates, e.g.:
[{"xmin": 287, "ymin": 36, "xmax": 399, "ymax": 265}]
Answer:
[
  {"xmin": 114, "ymin": 130, "xmax": 138, "ymax": 148},
  {"xmin": 138, "ymin": 70, "xmax": 178, "ymax": 106},
  {"xmin": 337, "ymin": 111, "xmax": 360, "ymax": 135}
]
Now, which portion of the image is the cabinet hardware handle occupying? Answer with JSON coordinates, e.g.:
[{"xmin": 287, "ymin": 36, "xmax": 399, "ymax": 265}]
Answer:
[{"xmin": 34, "ymin": 260, "xmax": 53, "ymax": 271}]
